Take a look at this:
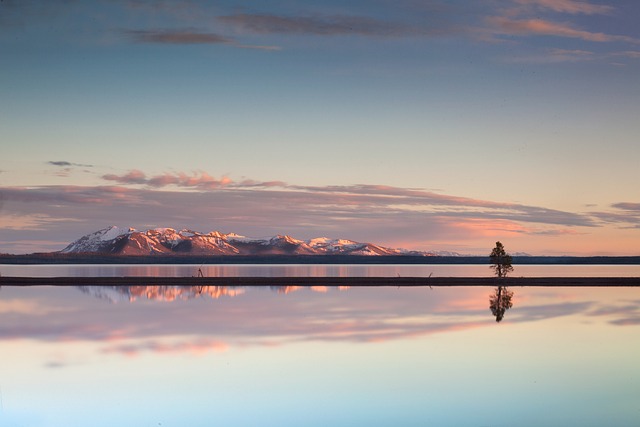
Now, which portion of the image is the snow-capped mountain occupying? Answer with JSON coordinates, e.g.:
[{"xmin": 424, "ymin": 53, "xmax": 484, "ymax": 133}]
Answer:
[{"xmin": 61, "ymin": 226, "xmax": 459, "ymax": 256}]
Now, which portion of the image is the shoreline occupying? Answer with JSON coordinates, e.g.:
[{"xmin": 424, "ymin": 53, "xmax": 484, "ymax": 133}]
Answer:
[
  {"xmin": 2, "ymin": 255, "xmax": 640, "ymax": 265},
  {"xmin": 2, "ymin": 276, "xmax": 640, "ymax": 287}
]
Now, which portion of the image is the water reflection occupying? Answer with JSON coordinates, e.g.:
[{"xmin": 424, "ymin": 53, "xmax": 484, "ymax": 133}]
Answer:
[
  {"xmin": 78, "ymin": 284, "xmax": 519, "ymax": 324},
  {"xmin": 4, "ymin": 263, "xmax": 640, "ymax": 277},
  {"xmin": 76, "ymin": 285, "xmax": 349, "ymax": 302},
  {"xmin": 77, "ymin": 285, "xmax": 247, "ymax": 302},
  {"xmin": 1, "ymin": 285, "xmax": 639, "ymax": 427},
  {"xmin": 489, "ymin": 286, "xmax": 515, "ymax": 322}
]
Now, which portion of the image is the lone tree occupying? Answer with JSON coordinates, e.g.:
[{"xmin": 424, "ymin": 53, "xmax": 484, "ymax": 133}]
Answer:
[{"xmin": 489, "ymin": 241, "xmax": 513, "ymax": 278}]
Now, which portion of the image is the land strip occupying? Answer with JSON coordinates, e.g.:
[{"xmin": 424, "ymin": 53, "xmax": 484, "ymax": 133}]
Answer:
[
  {"xmin": 2, "ymin": 254, "xmax": 640, "ymax": 265},
  {"xmin": 2, "ymin": 276, "xmax": 639, "ymax": 287}
]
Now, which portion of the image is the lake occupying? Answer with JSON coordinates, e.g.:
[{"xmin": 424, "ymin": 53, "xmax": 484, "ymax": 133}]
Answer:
[
  {"xmin": 0, "ymin": 284, "xmax": 639, "ymax": 427},
  {"xmin": 3, "ymin": 263, "xmax": 640, "ymax": 277}
]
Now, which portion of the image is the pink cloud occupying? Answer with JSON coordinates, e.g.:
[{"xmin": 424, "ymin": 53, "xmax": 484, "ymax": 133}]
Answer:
[
  {"xmin": 0, "ymin": 174, "xmax": 603, "ymax": 255},
  {"xmin": 103, "ymin": 169, "xmax": 147, "ymax": 184},
  {"xmin": 487, "ymin": 17, "xmax": 637, "ymax": 43},
  {"xmin": 513, "ymin": 0, "xmax": 613, "ymax": 15},
  {"xmin": 102, "ymin": 171, "xmax": 234, "ymax": 190}
]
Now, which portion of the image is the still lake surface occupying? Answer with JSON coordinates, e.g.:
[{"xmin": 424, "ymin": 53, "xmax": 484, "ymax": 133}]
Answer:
[
  {"xmin": 3, "ymin": 263, "xmax": 640, "ymax": 277},
  {"xmin": 1, "ymin": 265, "xmax": 639, "ymax": 426}
]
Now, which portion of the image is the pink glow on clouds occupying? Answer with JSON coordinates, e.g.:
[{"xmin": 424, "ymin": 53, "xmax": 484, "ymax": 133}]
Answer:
[
  {"xmin": 444, "ymin": 219, "xmax": 532, "ymax": 237},
  {"xmin": 2, "ymin": 166, "xmax": 639, "ymax": 254},
  {"xmin": 103, "ymin": 170, "xmax": 234, "ymax": 190},
  {"xmin": 103, "ymin": 169, "xmax": 146, "ymax": 184},
  {"xmin": 488, "ymin": 17, "xmax": 637, "ymax": 43},
  {"xmin": 513, "ymin": 0, "xmax": 613, "ymax": 15}
]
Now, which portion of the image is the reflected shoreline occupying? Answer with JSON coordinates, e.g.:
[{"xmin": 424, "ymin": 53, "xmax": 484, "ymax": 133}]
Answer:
[{"xmin": 2, "ymin": 276, "xmax": 640, "ymax": 286}]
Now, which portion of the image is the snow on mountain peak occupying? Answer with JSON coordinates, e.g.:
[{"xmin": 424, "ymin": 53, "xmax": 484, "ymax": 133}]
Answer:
[
  {"xmin": 60, "ymin": 227, "xmax": 460, "ymax": 256},
  {"xmin": 60, "ymin": 225, "xmax": 129, "ymax": 253},
  {"xmin": 99, "ymin": 226, "xmax": 128, "ymax": 241}
]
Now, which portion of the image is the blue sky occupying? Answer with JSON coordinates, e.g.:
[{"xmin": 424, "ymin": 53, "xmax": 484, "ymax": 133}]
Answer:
[{"xmin": 1, "ymin": 0, "xmax": 639, "ymax": 255}]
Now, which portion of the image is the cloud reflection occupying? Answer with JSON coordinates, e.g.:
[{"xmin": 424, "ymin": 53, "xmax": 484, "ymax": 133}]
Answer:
[
  {"xmin": 1, "ymin": 286, "xmax": 638, "ymax": 365},
  {"xmin": 103, "ymin": 338, "xmax": 230, "ymax": 357}
]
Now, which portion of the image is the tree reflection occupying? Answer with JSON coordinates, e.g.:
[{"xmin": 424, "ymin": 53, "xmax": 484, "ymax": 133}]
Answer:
[{"xmin": 489, "ymin": 286, "xmax": 514, "ymax": 322}]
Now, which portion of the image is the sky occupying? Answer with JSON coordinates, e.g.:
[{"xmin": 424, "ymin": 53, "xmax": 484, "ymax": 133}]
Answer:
[{"xmin": 1, "ymin": 0, "xmax": 639, "ymax": 255}]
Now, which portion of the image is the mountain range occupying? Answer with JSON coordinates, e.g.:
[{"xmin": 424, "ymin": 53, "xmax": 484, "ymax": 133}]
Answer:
[{"xmin": 61, "ymin": 226, "xmax": 460, "ymax": 257}]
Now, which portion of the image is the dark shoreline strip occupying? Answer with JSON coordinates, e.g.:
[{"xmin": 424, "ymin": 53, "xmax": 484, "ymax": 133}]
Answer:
[{"xmin": 2, "ymin": 277, "xmax": 640, "ymax": 287}]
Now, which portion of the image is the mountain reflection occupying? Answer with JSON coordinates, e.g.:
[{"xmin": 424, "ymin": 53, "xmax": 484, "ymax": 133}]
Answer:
[
  {"xmin": 77, "ymin": 285, "xmax": 245, "ymax": 302},
  {"xmin": 76, "ymin": 285, "xmax": 350, "ymax": 302},
  {"xmin": 489, "ymin": 286, "xmax": 514, "ymax": 322}
]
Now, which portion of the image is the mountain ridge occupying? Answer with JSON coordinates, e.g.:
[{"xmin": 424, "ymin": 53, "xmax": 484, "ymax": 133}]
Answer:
[{"xmin": 61, "ymin": 226, "xmax": 460, "ymax": 257}]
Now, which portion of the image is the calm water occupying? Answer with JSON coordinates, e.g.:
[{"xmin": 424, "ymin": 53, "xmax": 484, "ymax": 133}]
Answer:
[
  {"xmin": 0, "ymin": 284, "xmax": 639, "ymax": 427},
  {"xmin": 3, "ymin": 263, "xmax": 640, "ymax": 277}
]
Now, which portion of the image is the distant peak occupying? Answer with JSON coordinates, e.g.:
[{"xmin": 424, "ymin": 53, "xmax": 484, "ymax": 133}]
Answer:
[{"xmin": 60, "ymin": 226, "xmax": 460, "ymax": 257}]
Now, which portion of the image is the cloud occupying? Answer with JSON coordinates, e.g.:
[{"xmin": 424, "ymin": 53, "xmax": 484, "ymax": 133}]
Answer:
[
  {"xmin": 218, "ymin": 13, "xmax": 429, "ymax": 37},
  {"xmin": 125, "ymin": 29, "xmax": 232, "ymax": 44},
  {"xmin": 512, "ymin": 0, "xmax": 614, "ymax": 15},
  {"xmin": 612, "ymin": 202, "xmax": 640, "ymax": 212},
  {"xmin": 0, "ymin": 170, "xmax": 598, "ymax": 254},
  {"xmin": 123, "ymin": 28, "xmax": 281, "ymax": 50},
  {"xmin": 48, "ymin": 161, "xmax": 93, "ymax": 168},
  {"xmin": 0, "ymin": 213, "xmax": 81, "ymax": 230},
  {"xmin": 530, "ymin": 228, "xmax": 583, "ymax": 236},
  {"xmin": 103, "ymin": 169, "xmax": 148, "ymax": 185},
  {"xmin": 4, "ymin": 174, "xmax": 601, "ymax": 234},
  {"xmin": 611, "ymin": 51, "xmax": 640, "ymax": 59},
  {"xmin": 487, "ymin": 17, "xmax": 637, "ymax": 43},
  {"xmin": 506, "ymin": 48, "xmax": 597, "ymax": 63},
  {"xmin": 591, "ymin": 202, "xmax": 640, "ymax": 228},
  {"xmin": 234, "ymin": 43, "xmax": 282, "ymax": 51},
  {"xmin": 102, "ymin": 170, "xmax": 235, "ymax": 189},
  {"xmin": 610, "ymin": 317, "xmax": 640, "ymax": 326}
]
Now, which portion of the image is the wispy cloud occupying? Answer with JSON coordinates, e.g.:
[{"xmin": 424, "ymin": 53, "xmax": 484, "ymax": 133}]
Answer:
[
  {"xmin": 590, "ymin": 202, "xmax": 640, "ymax": 229},
  {"xmin": 505, "ymin": 48, "xmax": 597, "ymax": 63},
  {"xmin": 0, "ymin": 169, "xmax": 599, "ymax": 255},
  {"xmin": 487, "ymin": 17, "xmax": 637, "ymax": 43},
  {"xmin": 612, "ymin": 203, "xmax": 640, "ymax": 212},
  {"xmin": 512, "ymin": 0, "xmax": 614, "ymax": 15},
  {"xmin": 485, "ymin": 0, "xmax": 638, "ymax": 45},
  {"xmin": 218, "ymin": 13, "xmax": 431, "ymax": 38},
  {"xmin": 4, "ymin": 169, "xmax": 639, "ymax": 254},
  {"xmin": 612, "ymin": 50, "xmax": 640, "ymax": 59},
  {"xmin": 96, "ymin": 172, "xmax": 597, "ymax": 228},
  {"xmin": 123, "ymin": 28, "xmax": 281, "ymax": 50},
  {"xmin": 103, "ymin": 170, "xmax": 235, "ymax": 189},
  {"xmin": 48, "ymin": 161, "xmax": 93, "ymax": 168},
  {"xmin": 125, "ymin": 29, "xmax": 232, "ymax": 44}
]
